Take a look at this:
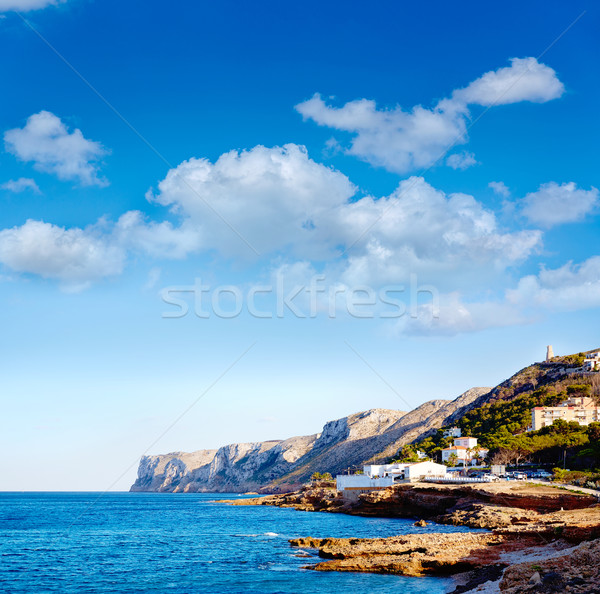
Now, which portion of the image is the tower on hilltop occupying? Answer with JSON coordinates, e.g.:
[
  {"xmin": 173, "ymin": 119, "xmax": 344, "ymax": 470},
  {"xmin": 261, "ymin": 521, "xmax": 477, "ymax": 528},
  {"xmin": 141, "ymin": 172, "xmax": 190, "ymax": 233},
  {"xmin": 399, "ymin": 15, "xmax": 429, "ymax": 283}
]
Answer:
[{"xmin": 546, "ymin": 345, "xmax": 554, "ymax": 361}]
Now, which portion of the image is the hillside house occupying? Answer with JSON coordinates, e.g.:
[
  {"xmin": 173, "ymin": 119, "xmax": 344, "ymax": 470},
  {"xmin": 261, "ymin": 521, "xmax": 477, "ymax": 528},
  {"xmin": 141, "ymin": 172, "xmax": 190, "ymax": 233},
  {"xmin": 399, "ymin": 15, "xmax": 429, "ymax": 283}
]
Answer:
[
  {"xmin": 531, "ymin": 395, "xmax": 600, "ymax": 431},
  {"xmin": 441, "ymin": 436, "xmax": 488, "ymax": 465},
  {"xmin": 443, "ymin": 427, "xmax": 462, "ymax": 438},
  {"xmin": 584, "ymin": 352, "xmax": 600, "ymax": 371}
]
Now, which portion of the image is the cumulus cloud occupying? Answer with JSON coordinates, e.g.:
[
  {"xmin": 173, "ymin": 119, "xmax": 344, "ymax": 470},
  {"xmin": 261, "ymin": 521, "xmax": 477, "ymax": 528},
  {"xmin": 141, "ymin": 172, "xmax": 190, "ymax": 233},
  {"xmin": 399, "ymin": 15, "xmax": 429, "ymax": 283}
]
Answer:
[
  {"xmin": 296, "ymin": 58, "xmax": 564, "ymax": 174},
  {"xmin": 296, "ymin": 93, "xmax": 468, "ymax": 173},
  {"xmin": 148, "ymin": 146, "xmax": 542, "ymax": 291},
  {"xmin": 489, "ymin": 181, "xmax": 510, "ymax": 198},
  {"xmin": 397, "ymin": 293, "xmax": 526, "ymax": 336},
  {"xmin": 114, "ymin": 211, "xmax": 202, "ymax": 259},
  {"xmin": 507, "ymin": 257, "xmax": 600, "ymax": 312},
  {"xmin": 453, "ymin": 57, "xmax": 564, "ymax": 106},
  {"xmin": 5, "ymin": 111, "xmax": 108, "ymax": 187},
  {"xmin": 148, "ymin": 143, "xmax": 356, "ymax": 259},
  {"xmin": 337, "ymin": 179, "xmax": 542, "ymax": 288},
  {"xmin": 0, "ymin": 0, "xmax": 65, "ymax": 11},
  {"xmin": 0, "ymin": 143, "xmax": 546, "ymax": 296},
  {"xmin": 1, "ymin": 177, "xmax": 40, "ymax": 194},
  {"xmin": 398, "ymin": 255, "xmax": 600, "ymax": 336},
  {"xmin": 0, "ymin": 220, "xmax": 124, "ymax": 290},
  {"xmin": 520, "ymin": 182, "xmax": 599, "ymax": 228},
  {"xmin": 446, "ymin": 151, "xmax": 478, "ymax": 170},
  {"xmin": 0, "ymin": 211, "xmax": 204, "ymax": 289}
]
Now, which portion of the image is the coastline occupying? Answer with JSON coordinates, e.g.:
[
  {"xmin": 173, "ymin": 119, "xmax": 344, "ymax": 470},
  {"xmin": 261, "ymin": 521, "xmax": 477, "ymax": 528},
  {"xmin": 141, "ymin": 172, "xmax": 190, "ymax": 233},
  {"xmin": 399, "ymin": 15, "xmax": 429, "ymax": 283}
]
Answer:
[{"xmin": 226, "ymin": 481, "xmax": 600, "ymax": 592}]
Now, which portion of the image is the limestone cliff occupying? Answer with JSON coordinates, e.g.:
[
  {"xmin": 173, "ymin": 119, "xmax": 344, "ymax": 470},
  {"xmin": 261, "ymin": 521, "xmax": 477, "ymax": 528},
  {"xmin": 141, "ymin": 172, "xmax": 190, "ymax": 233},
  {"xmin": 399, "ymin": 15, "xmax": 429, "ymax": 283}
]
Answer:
[{"xmin": 130, "ymin": 386, "xmax": 490, "ymax": 493}]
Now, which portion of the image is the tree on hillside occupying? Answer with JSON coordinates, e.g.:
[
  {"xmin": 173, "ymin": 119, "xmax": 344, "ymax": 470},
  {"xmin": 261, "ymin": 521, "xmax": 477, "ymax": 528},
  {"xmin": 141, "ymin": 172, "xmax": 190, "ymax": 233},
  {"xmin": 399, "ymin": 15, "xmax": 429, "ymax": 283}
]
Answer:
[
  {"xmin": 396, "ymin": 445, "xmax": 420, "ymax": 463},
  {"xmin": 587, "ymin": 422, "xmax": 600, "ymax": 443},
  {"xmin": 567, "ymin": 384, "xmax": 591, "ymax": 397}
]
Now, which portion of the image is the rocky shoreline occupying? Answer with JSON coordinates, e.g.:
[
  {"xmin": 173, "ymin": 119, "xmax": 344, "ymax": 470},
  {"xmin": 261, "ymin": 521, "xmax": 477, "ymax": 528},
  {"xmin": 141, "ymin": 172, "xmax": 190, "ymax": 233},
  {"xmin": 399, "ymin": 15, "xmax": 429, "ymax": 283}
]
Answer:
[{"xmin": 228, "ymin": 481, "xmax": 600, "ymax": 592}]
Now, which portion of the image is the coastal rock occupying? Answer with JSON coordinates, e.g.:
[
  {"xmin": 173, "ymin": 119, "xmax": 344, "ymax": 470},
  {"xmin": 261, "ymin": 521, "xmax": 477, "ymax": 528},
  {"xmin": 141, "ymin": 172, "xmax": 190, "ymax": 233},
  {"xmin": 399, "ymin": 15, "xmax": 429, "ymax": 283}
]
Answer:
[
  {"xmin": 289, "ymin": 532, "xmax": 531, "ymax": 577},
  {"xmin": 232, "ymin": 479, "xmax": 600, "ymax": 590},
  {"xmin": 499, "ymin": 539, "xmax": 600, "ymax": 593},
  {"xmin": 234, "ymin": 481, "xmax": 600, "ymax": 538}
]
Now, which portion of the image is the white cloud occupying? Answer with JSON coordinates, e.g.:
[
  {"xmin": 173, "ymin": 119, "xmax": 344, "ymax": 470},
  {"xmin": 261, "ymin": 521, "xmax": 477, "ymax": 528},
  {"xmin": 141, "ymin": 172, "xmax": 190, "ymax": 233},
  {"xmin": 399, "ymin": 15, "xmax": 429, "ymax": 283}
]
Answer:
[
  {"xmin": 296, "ymin": 58, "xmax": 564, "ymax": 174},
  {"xmin": 507, "ymin": 257, "xmax": 600, "ymax": 312},
  {"xmin": 5, "ymin": 111, "xmax": 108, "ymax": 187},
  {"xmin": 489, "ymin": 181, "xmax": 510, "ymax": 198},
  {"xmin": 148, "ymin": 146, "xmax": 542, "ymax": 290},
  {"xmin": 397, "ymin": 293, "xmax": 526, "ymax": 337},
  {"xmin": 520, "ymin": 182, "xmax": 599, "ymax": 228},
  {"xmin": 336, "ymin": 178, "xmax": 542, "ymax": 288},
  {"xmin": 399, "ymin": 255, "xmax": 600, "ymax": 336},
  {"xmin": 0, "ymin": 144, "xmax": 545, "ymax": 295},
  {"xmin": 0, "ymin": 220, "xmax": 124, "ymax": 290},
  {"xmin": 446, "ymin": 151, "xmax": 478, "ymax": 170},
  {"xmin": 296, "ymin": 93, "xmax": 468, "ymax": 173},
  {"xmin": 454, "ymin": 57, "xmax": 564, "ymax": 106},
  {"xmin": 1, "ymin": 177, "xmax": 40, "ymax": 193},
  {"xmin": 0, "ymin": 0, "xmax": 65, "ymax": 11},
  {"xmin": 148, "ymin": 143, "xmax": 356, "ymax": 259},
  {"xmin": 114, "ymin": 211, "xmax": 202, "ymax": 259}
]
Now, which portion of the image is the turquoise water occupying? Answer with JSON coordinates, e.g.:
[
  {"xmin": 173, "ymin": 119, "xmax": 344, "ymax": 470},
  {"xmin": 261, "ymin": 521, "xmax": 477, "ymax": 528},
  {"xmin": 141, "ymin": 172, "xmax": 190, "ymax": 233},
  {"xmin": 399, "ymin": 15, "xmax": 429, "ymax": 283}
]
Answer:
[{"xmin": 0, "ymin": 492, "xmax": 472, "ymax": 593}]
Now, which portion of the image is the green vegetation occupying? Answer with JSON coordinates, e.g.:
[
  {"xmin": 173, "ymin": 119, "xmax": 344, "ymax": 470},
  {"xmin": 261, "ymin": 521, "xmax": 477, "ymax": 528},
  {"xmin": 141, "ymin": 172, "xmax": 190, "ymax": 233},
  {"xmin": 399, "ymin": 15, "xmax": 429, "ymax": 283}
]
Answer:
[
  {"xmin": 392, "ymin": 444, "xmax": 422, "ymax": 463},
  {"xmin": 310, "ymin": 471, "xmax": 333, "ymax": 482},
  {"xmin": 552, "ymin": 468, "xmax": 600, "ymax": 489},
  {"xmin": 457, "ymin": 386, "xmax": 589, "ymax": 445},
  {"xmin": 561, "ymin": 353, "xmax": 586, "ymax": 367},
  {"xmin": 399, "ymin": 360, "xmax": 600, "ymax": 473}
]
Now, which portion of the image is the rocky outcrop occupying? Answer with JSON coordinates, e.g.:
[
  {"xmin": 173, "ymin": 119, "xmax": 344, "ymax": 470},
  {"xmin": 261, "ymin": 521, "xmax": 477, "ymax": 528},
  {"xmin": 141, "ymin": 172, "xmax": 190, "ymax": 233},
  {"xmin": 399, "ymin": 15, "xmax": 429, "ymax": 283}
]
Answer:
[
  {"xmin": 233, "ymin": 482, "xmax": 599, "ymax": 526},
  {"xmin": 290, "ymin": 532, "xmax": 518, "ymax": 577},
  {"xmin": 130, "ymin": 387, "xmax": 491, "ymax": 492},
  {"xmin": 498, "ymin": 539, "xmax": 600, "ymax": 593},
  {"xmin": 260, "ymin": 482, "xmax": 600, "ymax": 590}
]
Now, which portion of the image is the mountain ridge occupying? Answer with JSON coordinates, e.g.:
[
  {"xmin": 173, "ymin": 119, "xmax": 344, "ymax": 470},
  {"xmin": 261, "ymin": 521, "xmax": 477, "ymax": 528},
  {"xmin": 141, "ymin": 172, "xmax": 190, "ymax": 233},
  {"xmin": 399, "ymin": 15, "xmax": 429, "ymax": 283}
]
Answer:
[{"xmin": 130, "ymin": 387, "xmax": 490, "ymax": 493}]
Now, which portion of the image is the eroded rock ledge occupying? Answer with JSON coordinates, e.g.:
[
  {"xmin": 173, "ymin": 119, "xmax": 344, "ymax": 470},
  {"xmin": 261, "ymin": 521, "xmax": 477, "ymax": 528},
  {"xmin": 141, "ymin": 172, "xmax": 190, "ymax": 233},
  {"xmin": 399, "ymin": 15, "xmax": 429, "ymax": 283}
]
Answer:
[
  {"xmin": 290, "ymin": 532, "xmax": 527, "ymax": 577},
  {"xmin": 229, "ymin": 481, "xmax": 600, "ymax": 591}
]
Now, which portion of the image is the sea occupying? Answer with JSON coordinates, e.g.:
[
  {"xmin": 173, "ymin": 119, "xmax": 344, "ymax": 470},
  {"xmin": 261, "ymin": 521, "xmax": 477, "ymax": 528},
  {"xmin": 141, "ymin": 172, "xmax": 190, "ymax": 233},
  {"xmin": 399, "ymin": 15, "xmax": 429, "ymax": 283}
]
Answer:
[{"xmin": 0, "ymin": 492, "xmax": 477, "ymax": 593}]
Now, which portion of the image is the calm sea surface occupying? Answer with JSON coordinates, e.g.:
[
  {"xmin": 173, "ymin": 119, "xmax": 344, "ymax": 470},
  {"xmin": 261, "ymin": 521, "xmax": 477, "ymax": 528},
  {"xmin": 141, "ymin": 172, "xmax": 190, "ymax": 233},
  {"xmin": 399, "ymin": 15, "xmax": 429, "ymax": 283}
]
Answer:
[{"xmin": 0, "ymin": 492, "xmax": 476, "ymax": 593}]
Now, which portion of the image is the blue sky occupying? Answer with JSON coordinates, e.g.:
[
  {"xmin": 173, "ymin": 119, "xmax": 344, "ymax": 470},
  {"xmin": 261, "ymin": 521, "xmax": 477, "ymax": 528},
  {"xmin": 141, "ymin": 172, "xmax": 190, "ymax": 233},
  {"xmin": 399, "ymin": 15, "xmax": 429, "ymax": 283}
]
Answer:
[{"xmin": 1, "ymin": 0, "xmax": 599, "ymax": 490}]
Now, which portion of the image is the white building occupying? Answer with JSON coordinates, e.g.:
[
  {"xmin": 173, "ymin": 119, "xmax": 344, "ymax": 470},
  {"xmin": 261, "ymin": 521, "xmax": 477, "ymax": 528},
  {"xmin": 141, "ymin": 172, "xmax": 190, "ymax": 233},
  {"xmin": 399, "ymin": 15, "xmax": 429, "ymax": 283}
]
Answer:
[
  {"xmin": 443, "ymin": 427, "xmax": 462, "ymax": 438},
  {"xmin": 363, "ymin": 463, "xmax": 407, "ymax": 478},
  {"xmin": 404, "ymin": 461, "xmax": 447, "ymax": 481},
  {"xmin": 454, "ymin": 436, "xmax": 478, "ymax": 449},
  {"xmin": 441, "ymin": 436, "xmax": 488, "ymax": 465},
  {"xmin": 531, "ymin": 395, "xmax": 600, "ymax": 430},
  {"xmin": 584, "ymin": 352, "xmax": 600, "ymax": 371},
  {"xmin": 335, "ymin": 474, "xmax": 394, "ymax": 491},
  {"xmin": 336, "ymin": 461, "xmax": 446, "ymax": 492}
]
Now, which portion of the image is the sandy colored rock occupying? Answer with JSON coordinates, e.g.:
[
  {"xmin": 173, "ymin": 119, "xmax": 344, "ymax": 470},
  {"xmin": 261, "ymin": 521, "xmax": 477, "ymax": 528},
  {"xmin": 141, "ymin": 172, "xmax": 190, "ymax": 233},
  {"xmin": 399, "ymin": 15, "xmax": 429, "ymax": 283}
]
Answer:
[
  {"xmin": 235, "ymin": 481, "xmax": 600, "ymax": 591},
  {"xmin": 499, "ymin": 539, "xmax": 600, "ymax": 593},
  {"xmin": 289, "ymin": 532, "xmax": 543, "ymax": 577}
]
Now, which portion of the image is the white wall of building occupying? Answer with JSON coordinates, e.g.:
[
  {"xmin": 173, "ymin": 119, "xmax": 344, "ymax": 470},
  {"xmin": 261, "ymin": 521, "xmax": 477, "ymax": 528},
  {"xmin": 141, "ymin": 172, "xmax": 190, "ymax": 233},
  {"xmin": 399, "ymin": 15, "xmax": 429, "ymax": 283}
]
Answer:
[
  {"xmin": 336, "ymin": 475, "xmax": 394, "ymax": 490},
  {"xmin": 363, "ymin": 463, "xmax": 407, "ymax": 478},
  {"xmin": 454, "ymin": 437, "xmax": 478, "ymax": 448},
  {"xmin": 337, "ymin": 461, "xmax": 447, "ymax": 490},
  {"xmin": 444, "ymin": 427, "xmax": 462, "ymax": 438},
  {"xmin": 405, "ymin": 461, "xmax": 446, "ymax": 481}
]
